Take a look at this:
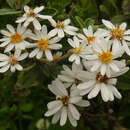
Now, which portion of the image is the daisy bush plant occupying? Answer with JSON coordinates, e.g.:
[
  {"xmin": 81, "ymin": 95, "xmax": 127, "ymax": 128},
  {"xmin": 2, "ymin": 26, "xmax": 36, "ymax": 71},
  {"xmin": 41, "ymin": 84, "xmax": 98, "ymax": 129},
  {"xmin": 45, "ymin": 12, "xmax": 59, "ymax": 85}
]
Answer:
[{"xmin": 0, "ymin": 0, "xmax": 130, "ymax": 130}]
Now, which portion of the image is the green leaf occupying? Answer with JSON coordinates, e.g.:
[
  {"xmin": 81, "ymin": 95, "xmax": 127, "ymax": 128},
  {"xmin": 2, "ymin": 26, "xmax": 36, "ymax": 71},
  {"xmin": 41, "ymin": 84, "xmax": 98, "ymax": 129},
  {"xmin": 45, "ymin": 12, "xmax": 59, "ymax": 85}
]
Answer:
[
  {"xmin": 75, "ymin": 16, "xmax": 86, "ymax": 28},
  {"xmin": 85, "ymin": 18, "xmax": 95, "ymax": 26},
  {"xmin": 0, "ymin": 8, "xmax": 22, "ymax": 15},
  {"xmin": 6, "ymin": 0, "xmax": 17, "ymax": 8},
  {"xmin": 111, "ymin": 15, "xmax": 126, "ymax": 24},
  {"xmin": 41, "ymin": 8, "xmax": 57, "ymax": 16},
  {"xmin": 20, "ymin": 103, "xmax": 33, "ymax": 112}
]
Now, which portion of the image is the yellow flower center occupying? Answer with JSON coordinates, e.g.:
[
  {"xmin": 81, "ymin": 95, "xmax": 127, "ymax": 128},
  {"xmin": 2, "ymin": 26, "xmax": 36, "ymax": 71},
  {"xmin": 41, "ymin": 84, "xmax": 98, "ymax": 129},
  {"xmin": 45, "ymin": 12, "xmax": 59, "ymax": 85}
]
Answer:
[
  {"xmin": 38, "ymin": 38, "xmax": 49, "ymax": 50},
  {"xmin": 27, "ymin": 8, "xmax": 36, "ymax": 17},
  {"xmin": 9, "ymin": 56, "xmax": 18, "ymax": 65},
  {"xmin": 71, "ymin": 47, "xmax": 82, "ymax": 54},
  {"xmin": 111, "ymin": 28, "xmax": 124, "ymax": 40},
  {"xmin": 59, "ymin": 96, "xmax": 69, "ymax": 107},
  {"xmin": 11, "ymin": 33, "xmax": 23, "ymax": 44},
  {"xmin": 56, "ymin": 21, "xmax": 64, "ymax": 29},
  {"xmin": 96, "ymin": 73, "xmax": 108, "ymax": 83},
  {"xmin": 87, "ymin": 36, "xmax": 95, "ymax": 44},
  {"xmin": 98, "ymin": 51, "xmax": 112, "ymax": 64}
]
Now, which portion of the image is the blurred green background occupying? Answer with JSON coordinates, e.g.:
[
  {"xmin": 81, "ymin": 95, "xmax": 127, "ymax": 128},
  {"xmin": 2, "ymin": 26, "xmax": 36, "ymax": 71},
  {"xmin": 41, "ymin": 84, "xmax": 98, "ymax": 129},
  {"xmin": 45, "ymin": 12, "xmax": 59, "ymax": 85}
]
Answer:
[{"xmin": 0, "ymin": 0, "xmax": 130, "ymax": 130}]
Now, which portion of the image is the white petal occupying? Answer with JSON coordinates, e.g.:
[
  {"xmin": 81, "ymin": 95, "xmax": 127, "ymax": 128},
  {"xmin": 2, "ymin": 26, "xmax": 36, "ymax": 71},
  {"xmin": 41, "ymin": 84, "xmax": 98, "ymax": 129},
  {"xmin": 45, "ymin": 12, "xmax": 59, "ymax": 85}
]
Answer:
[
  {"xmin": 44, "ymin": 104, "xmax": 62, "ymax": 117},
  {"xmin": 29, "ymin": 48, "xmax": 39, "ymax": 58},
  {"xmin": 101, "ymin": 83, "xmax": 110, "ymax": 102},
  {"xmin": 111, "ymin": 86, "xmax": 122, "ymax": 99},
  {"xmin": 91, "ymin": 61, "xmax": 101, "ymax": 72},
  {"xmin": 68, "ymin": 110, "xmax": 77, "ymax": 127},
  {"xmin": 36, "ymin": 51, "xmax": 43, "ymax": 59},
  {"xmin": 4, "ymin": 44, "xmax": 14, "ymax": 52},
  {"xmin": 1, "ymin": 30, "xmax": 11, "ymax": 36},
  {"xmin": 45, "ymin": 50, "xmax": 53, "ymax": 61},
  {"xmin": 119, "ymin": 22, "xmax": 127, "ymax": 30},
  {"xmin": 68, "ymin": 38, "xmax": 75, "ymax": 48},
  {"xmin": 100, "ymin": 64, "xmax": 107, "ymax": 75},
  {"xmin": 60, "ymin": 108, "xmax": 67, "ymax": 126},
  {"xmin": 10, "ymin": 65, "xmax": 16, "ymax": 72},
  {"xmin": 124, "ymin": 29, "xmax": 130, "ymax": 35},
  {"xmin": 0, "ymin": 64, "xmax": 10, "ymax": 73},
  {"xmin": 52, "ymin": 111, "xmax": 61, "ymax": 124},
  {"xmin": 88, "ymin": 84, "xmax": 100, "ymax": 99},
  {"xmin": 15, "ymin": 64, "xmax": 23, "ymax": 71},
  {"xmin": 75, "ymin": 100, "xmax": 90, "ymax": 107},
  {"xmin": 48, "ymin": 28, "xmax": 58, "ymax": 37},
  {"xmin": 109, "ymin": 63, "xmax": 119, "ymax": 72},
  {"xmin": 124, "ymin": 36, "xmax": 130, "ymax": 41},
  {"xmin": 69, "ymin": 97, "xmax": 82, "ymax": 104},
  {"xmin": 58, "ymin": 29, "xmax": 64, "ymax": 38},
  {"xmin": 34, "ymin": 6, "xmax": 44, "ymax": 13},
  {"xmin": 77, "ymin": 80, "xmax": 95, "ymax": 90},
  {"xmin": 0, "ymin": 54, "xmax": 9, "ymax": 61},
  {"xmin": 63, "ymin": 19, "xmax": 70, "ymax": 25},
  {"xmin": 18, "ymin": 53, "xmax": 28, "ymax": 61},
  {"xmin": 33, "ymin": 19, "xmax": 41, "ymax": 30},
  {"xmin": 47, "ymin": 100, "xmax": 62, "ymax": 110},
  {"xmin": 0, "ymin": 61, "xmax": 8, "ymax": 67},
  {"xmin": 6, "ymin": 24, "xmax": 15, "ymax": 34},
  {"xmin": 68, "ymin": 104, "xmax": 80, "ymax": 120},
  {"xmin": 102, "ymin": 19, "xmax": 115, "ymax": 29},
  {"xmin": 0, "ymin": 40, "xmax": 10, "ymax": 47},
  {"xmin": 122, "ymin": 40, "xmax": 130, "ymax": 55}
]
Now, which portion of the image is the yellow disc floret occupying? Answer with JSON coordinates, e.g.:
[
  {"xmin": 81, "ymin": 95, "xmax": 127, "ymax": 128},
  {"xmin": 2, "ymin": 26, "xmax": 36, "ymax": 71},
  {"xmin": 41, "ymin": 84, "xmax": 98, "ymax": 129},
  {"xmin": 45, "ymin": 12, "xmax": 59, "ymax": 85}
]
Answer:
[
  {"xmin": 38, "ymin": 38, "xmax": 49, "ymax": 50},
  {"xmin": 9, "ymin": 56, "xmax": 18, "ymax": 65},
  {"xmin": 98, "ymin": 51, "xmax": 112, "ymax": 64},
  {"xmin": 111, "ymin": 28, "xmax": 124, "ymax": 40},
  {"xmin": 87, "ymin": 36, "xmax": 95, "ymax": 44},
  {"xmin": 55, "ymin": 21, "xmax": 64, "ymax": 29},
  {"xmin": 11, "ymin": 33, "xmax": 23, "ymax": 44}
]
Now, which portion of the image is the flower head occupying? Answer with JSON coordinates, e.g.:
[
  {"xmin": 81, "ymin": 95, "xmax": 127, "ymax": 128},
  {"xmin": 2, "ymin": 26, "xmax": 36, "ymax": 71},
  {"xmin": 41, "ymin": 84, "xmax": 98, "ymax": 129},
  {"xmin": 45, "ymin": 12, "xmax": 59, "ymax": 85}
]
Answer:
[
  {"xmin": 16, "ymin": 5, "xmax": 52, "ymax": 30},
  {"xmin": 77, "ymin": 62, "xmax": 129, "ymax": 102},
  {"xmin": 85, "ymin": 38, "xmax": 124, "ymax": 77},
  {"xmin": 98, "ymin": 19, "xmax": 130, "ymax": 55},
  {"xmin": 0, "ymin": 24, "xmax": 31, "ymax": 52},
  {"xmin": 48, "ymin": 19, "xmax": 79, "ymax": 38},
  {"xmin": 68, "ymin": 36, "xmax": 92, "ymax": 64},
  {"xmin": 28, "ymin": 25, "xmax": 62, "ymax": 61},
  {"xmin": 0, "ymin": 50, "xmax": 28, "ymax": 73},
  {"xmin": 45, "ymin": 80, "xmax": 90, "ymax": 127}
]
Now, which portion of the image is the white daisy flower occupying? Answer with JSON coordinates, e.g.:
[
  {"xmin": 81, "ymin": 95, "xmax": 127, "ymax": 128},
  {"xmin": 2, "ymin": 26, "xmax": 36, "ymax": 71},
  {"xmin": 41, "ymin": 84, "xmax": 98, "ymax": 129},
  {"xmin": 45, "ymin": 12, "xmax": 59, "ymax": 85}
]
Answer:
[
  {"xmin": 16, "ymin": 5, "xmax": 52, "ymax": 30},
  {"xmin": 77, "ymin": 25, "xmax": 101, "ymax": 47},
  {"xmin": 85, "ymin": 38, "xmax": 124, "ymax": 77},
  {"xmin": 45, "ymin": 80, "xmax": 90, "ymax": 127},
  {"xmin": 58, "ymin": 63, "xmax": 89, "ymax": 87},
  {"xmin": 68, "ymin": 36, "xmax": 92, "ymax": 64},
  {"xmin": 0, "ymin": 24, "xmax": 31, "ymax": 52},
  {"xmin": 48, "ymin": 18, "xmax": 79, "ymax": 38},
  {"xmin": 99, "ymin": 19, "xmax": 130, "ymax": 55},
  {"xmin": 28, "ymin": 25, "xmax": 62, "ymax": 61},
  {"xmin": 77, "ymin": 66, "xmax": 129, "ymax": 102},
  {"xmin": 0, "ymin": 50, "xmax": 28, "ymax": 73}
]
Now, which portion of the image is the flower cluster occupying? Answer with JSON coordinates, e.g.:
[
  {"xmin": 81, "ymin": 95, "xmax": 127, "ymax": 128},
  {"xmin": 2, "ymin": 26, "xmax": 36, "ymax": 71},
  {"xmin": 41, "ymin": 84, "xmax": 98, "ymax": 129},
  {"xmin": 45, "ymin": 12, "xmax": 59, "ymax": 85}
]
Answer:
[{"xmin": 0, "ymin": 5, "xmax": 129, "ymax": 127}]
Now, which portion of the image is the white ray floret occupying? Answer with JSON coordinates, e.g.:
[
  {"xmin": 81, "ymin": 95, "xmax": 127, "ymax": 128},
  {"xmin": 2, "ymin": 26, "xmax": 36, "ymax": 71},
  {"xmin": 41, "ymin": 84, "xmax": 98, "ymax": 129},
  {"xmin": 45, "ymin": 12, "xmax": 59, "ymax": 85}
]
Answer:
[
  {"xmin": 0, "ymin": 50, "xmax": 28, "ymax": 73},
  {"xmin": 77, "ymin": 25, "xmax": 101, "ymax": 47},
  {"xmin": 58, "ymin": 63, "xmax": 89, "ymax": 87},
  {"xmin": 28, "ymin": 25, "xmax": 62, "ymax": 61},
  {"xmin": 44, "ymin": 80, "xmax": 90, "ymax": 127},
  {"xmin": 85, "ymin": 38, "xmax": 124, "ymax": 77},
  {"xmin": 68, "ymin": 36, "xmax": 92, "ymax": 65},
  {"xmin": 0, "ymin": 24, "xmax": 31, "ymax": 52},
  {"xmin": 48, "ymin": 18, "xmax": 79, "ymax": 38},
  {"xmin": 77, "ymin": 63, "xmax": 129, "ymax": 102},
  {"xmin": 98, "ymin": 19, "xmax": 130, "ymax": 55},
  {"xmin": 16, "ymin": 5, "xmax": 52, "ymax": 30}
]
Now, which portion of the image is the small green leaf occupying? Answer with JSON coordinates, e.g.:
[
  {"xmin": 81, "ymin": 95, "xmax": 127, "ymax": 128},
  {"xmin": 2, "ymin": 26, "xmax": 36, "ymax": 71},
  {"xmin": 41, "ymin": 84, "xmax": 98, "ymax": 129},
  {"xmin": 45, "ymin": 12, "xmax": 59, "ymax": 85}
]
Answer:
[
  {"xmin": 41, "ymin": 8, "xmax": 57, "ymax": 16},
  {"xmin": 20, "ymin": 103, "xmax": 33, "ymax": 112},
  {"xmin": 0, "ymin": 8, "xmax": 22, "ymax": 15},
  {"xmin": 75, "ymin": 16, "xmax": 86, "ymax": 28},
  {"xmin": 6, "ymin": 0, "xmax": 17, "ymax": 8}
]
